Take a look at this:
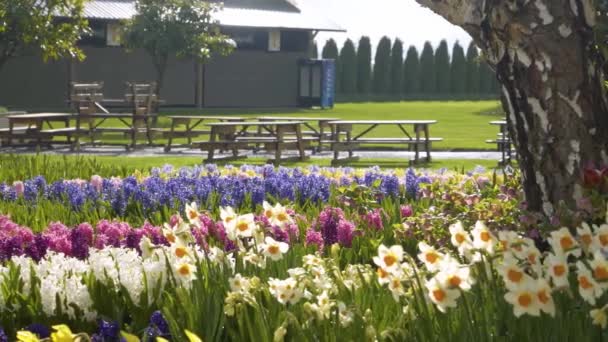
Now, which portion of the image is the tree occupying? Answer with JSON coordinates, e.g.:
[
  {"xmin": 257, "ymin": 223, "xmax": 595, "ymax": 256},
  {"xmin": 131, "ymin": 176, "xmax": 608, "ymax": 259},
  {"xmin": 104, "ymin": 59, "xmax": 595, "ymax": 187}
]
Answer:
[
  {"xmin": 434, "ymin": 39, "xmax": 451, "ymax": 95},
  {"xmin": 390, "ymin": 39, "xmax": 404, "ymax": 95},
  {"xmin": 322, "ymin": 39, "xmax": 340, "ymax": 92},
  {"xmin": 340, "ymin": 39, "xmax": 357, "ymax": 94},
  {"xmin": 0, "ymin": 0, "xmax": 89, "ymax": 71},
  {"xmin": 450, "ymin": 42, "xmax": 466, "ymax": 95},
  {"xmin": 419, "ymin": 42, "xmax": 436, "ymax": 95},
  {"xmin": 415, "ymin": 0, "xmax": 608, "ymax": 215},
  {"xmin": 123, "ymin": 0, "xmax": 234, "ymax": 98},
  {"xmin": 465, "ymin": 42, "xmax": 480, "ymax": 95},
  {"xmin": 356, "ymin": 36, "xmax": 372, "ymax": 94},
  {"xmin": 372, "ymin": 36, "xmax": 392, "ymax": 94},
  {"xmin": 310, "ymin": 41, "xmax": 318, "ymax": 59},
  {"xmin": 403, "ymin": 46, "xmax": 420, "ymax": 95}
]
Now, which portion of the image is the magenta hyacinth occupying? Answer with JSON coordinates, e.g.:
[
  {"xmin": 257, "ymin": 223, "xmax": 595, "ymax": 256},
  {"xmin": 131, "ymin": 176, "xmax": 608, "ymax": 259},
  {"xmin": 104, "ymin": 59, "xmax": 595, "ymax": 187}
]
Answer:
[
  {"xmin": 305, "ymin": 229, "xmax": 324, "ymax": 251},
  {"xmin": 90, "ymin": 175, "xmax": 103, "ymax": 192},
  {"xmin": 400, "ymin": 205, "xmax": 413, "ymax": 218},
  {"xmin": 336, "ymin": 219, "xmax": 355, "ymax": 247},
  {"xmin": 317, "ymin": 207, "xmax": 345, "ymax": 246},
  {"xmin": 13, "ymin": 181, "xmax": 24, "ymax": 197},
  {"xmin": 364, "ymin": 209, "xmax": 384, "ymax": 231}
]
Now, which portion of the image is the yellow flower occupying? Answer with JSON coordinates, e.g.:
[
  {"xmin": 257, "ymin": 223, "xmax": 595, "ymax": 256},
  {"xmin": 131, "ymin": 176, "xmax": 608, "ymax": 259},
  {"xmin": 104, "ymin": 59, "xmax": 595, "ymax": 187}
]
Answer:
[
  {"xmin": 184, "ymin": 330, "xmax": 203, "ymax": 342},
  {"xmin": 120, "ymin": 331, "xmax": 141, "ymax": 342},
  {"xmin": 50, "ymin": 325, "xmax": 75, "ymax": 342},
  {"xmin": 16, "ymin": 331, "xmax": 40, "ymax": 342},
  {"xmin": 591, "ymin": 307, "xmax": 608, "ymax": 329}
]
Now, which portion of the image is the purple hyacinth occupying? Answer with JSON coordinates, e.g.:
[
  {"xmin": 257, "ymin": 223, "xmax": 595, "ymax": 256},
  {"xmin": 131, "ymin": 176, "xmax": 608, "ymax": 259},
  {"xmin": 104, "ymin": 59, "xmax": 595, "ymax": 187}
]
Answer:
[
  {"xmin": 25, "ymin": 323, "xmax": 50, "ymax": 339},
  {"xmin": 91, "ymin": 320, "xmax": 123, "ymax": 342},
  {"xmin": 336, "ymin": 219, "xmax": 355, "ymax": 247},
  {"xmin": 0, "ymin": 327, "xmax": 7, "ymax": 342},
  {"xmin": 316, "ymin": 207, "xmax": 345, "ymax": 246},
  {"xmin": 71, "ymin": 223, "xmax": 93, "ymax": 259},
  {"xmin": 364, "ymin": 209, "xmax": 384, "ymax": 231},
  {"xmin": 305, "ymin": 229, "xmax": 324, "ymax": 251}
]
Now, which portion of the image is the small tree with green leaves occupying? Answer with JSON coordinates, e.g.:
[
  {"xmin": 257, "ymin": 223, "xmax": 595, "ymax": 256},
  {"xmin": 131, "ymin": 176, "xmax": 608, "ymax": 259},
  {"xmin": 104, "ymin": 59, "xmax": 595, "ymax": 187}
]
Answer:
[
  {"xmin": 356, "ymin": 36, "xmax": 372, "ymax": 94},
  {"xmin": 403, "ymin": 45, "xmax": 420, "ymax": 95},
  {"xmin": 123, "ymin": 0, "xmax": 234, "ymax": 96},
  {"xmin": 419, "ymin": 42, "xmax": 436, "ymax": 95},
  {"xmin": 0, "ymin": 0, "xmax": 89, "ymax": 71},
  {"xmin": 434, "ymin": 39, "xmax": 451, "ymax": 95},
  {"xmin": 390, "ymin": 39, "xmax": 404, "ymax": 95},
  {"xmin": 339, "ymin": 39, "xmax": 357, "ymax": 94},
  {"xmin": 450, "ymin": 41, "xmax": 466, "ymax": 95},
  {"xmin": 310, "ymin": 41, "xmax": 318, "ymax": 59},
  {"xmin": 372, "ymin": 36, "xmax": 392, "ymax": 94},
  {"xmin": 465, "ymin": 42, "xmax": 480, "ymax": 95}
]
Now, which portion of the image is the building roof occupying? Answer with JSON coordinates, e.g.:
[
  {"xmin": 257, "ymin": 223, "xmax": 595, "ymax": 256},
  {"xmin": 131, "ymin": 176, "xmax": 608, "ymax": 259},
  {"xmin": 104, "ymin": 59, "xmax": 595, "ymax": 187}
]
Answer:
[{"xmin": 82, "ymin": 0, "xmax": 344, "ymax": 32}]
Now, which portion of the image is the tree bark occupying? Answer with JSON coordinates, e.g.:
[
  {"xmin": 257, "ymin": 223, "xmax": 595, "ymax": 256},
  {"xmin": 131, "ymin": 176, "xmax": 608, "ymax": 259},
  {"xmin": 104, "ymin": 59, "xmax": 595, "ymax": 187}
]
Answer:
[{"xmin": 415, "ymin": 0, "xmax": 608, "ymax": 215}]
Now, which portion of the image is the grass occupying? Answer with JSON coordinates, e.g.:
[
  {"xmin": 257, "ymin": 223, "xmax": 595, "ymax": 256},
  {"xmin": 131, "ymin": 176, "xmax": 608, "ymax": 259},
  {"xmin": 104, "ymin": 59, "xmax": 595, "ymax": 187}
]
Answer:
[{"xmin": 31, "ymin": 101, "xmax": 503, "ymax": 151}]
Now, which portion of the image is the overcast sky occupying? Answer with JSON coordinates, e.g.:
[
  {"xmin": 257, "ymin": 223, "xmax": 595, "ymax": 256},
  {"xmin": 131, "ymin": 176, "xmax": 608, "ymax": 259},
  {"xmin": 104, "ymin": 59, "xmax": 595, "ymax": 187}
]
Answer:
[{"xmin": 299, "ymin": 0, "xmax": 473, "ymax": 55}]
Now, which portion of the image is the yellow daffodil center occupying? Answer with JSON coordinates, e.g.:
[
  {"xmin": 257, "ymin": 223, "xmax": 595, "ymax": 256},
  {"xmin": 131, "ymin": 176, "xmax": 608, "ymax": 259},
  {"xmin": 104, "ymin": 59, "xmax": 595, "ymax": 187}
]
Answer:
[
  {"xmin": 377, "ymin": 268, "xmax": 388, "ymax": 278},
  {"xmin": 277, "ymin": 213, "xmax": 289, "ymax": 222},
  {"xmin": 538, "ymin": 290, "xmax": 550, "ymax": 304},
  {"xmin": 560, "ymin": 236, "xmax": 574, "ymax": 250},
  {"xmin": 581, "ymin": 234, "xmax": 592, "ymax": 246},
  {"xmin": 175, "ymin": 247, "xmax": 187, "ymax": 258},
  {"xmin": 600, "ymin": 234, "xmax": 608, "ymax": 246},
  {"xmin": 579, "ymin": 276, "xmax": 594, "ymax": 289},
  {"xmin": 432, "ymin": 289, "xmax": 446, "ymax": 302},
  {"xmin": 178, "ymin": 265, "xmax": 191, "ymax": 276},
  {"xmin": 166, "ymin": 233, "xmax": 176, "ymax": 243},
  {"xmin": 553, "ymin": 265, "xmax": 566, "ymax": 277},
  {"xmin": 188, "ymin": 210, "xmax": 198, "ymax": 220},
  {"xmin": 455, "ymin": 233, "xmax": 465, "ymax": 244},
  {"xmin": 268, "ymin": 245, "xmax": 280, "ymax": 255},
  {"xmin": 237, "ymin": 222, "xmax": 249, "ymax": 232},
  {"xmin": 383, "ymin": 254, "xmax": 397, "ymax": 267},
  {"xmin": 480, "ymin": 231, "xmax": 491, "ymax": 242},
  {"xmin": 594, "ymin": 266, "xmax": 608, "ymax": 281},
  {"xmin": 518, "ymin": 293, "xmax": 532, "ymax": 307},
  {"xmin": 448, "ymin": 276, "xmax": 462, "ymax": 288},
  {"xmin": 528, "ymin": 254, "xmax": 537, "ymax": 264},
  {"xmin": 508, "ymin": 269, "xmax": 523, "ymax": 283},
  {"xmin": 425, "ymin": 252, "xmax": 439, "ymax": 264},
  {"xmin": 264, "ymin": 210, "xmax": 273, "ymax": 218}
]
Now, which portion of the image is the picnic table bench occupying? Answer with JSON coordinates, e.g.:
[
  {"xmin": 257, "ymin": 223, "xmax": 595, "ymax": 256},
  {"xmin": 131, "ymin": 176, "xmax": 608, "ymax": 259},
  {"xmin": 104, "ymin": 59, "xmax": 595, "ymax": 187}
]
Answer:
[
  {"xmin": 2, "ymin": 113, "xmax": 76, "ymax": 148},
  {"xmin": 256, "ymin": 116, "xmax": 340, "ymax": 152},
  {"xmin": 326, "ymin": 120, "xmax": 442, "ymax": 165},
  {"xmin": 487, "ymin": 120, "xmax": 514, "ymax": 165},
  {"xmin": 164, "ymin": 115, "xmax": 247, "ymax": 152},
  {"xmin": 73, "ymin": 113, "xmax": 159, "ymax": 151},
  {"xmin": 199, "ymin": 121, "xmax": 312, "ymax": 165}
]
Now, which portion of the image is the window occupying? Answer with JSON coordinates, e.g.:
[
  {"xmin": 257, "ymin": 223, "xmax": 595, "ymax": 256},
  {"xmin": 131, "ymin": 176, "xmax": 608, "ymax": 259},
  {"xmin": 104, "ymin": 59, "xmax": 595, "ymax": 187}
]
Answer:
[
  {"xmin": 281, "ymin": 30, "xmax": 309, "ymax": 52},
  {"xmin": 224, "ymin": 28, "xmax": 268, "ymax": 50},
  {"xmin": 80, "ymin": 20, "xmax": 106, "ymax": 46}
]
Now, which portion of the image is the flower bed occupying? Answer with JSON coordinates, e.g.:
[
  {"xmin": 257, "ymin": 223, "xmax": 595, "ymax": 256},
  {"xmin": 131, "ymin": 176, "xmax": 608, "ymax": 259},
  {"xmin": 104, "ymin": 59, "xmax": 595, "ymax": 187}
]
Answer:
[{"xmin": 0, "ymin": 164, "xmax": 607, "ymax": 341}]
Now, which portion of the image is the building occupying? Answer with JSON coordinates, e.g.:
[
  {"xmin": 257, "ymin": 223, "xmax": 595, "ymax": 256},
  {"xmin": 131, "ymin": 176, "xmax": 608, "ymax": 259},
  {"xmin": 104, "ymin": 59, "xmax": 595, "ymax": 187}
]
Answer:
[{"xmin": 0, "ymin": 0, "xmax": 343, "ymax": 109}]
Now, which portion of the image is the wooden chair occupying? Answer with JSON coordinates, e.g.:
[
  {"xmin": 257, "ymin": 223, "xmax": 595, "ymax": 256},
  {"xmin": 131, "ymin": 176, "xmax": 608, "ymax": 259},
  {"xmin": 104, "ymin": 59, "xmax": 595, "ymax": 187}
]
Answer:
[
  {"xmin": 70, "ymin": 82, "xmax": 104, "ymax": 115},
  {"xmin": 125, "ymin": 82, "xmax": 157, "ymax": 116}
]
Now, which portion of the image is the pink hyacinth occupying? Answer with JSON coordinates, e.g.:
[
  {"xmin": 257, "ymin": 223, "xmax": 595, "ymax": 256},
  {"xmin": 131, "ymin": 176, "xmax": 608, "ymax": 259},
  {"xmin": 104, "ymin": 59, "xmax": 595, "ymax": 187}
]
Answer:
[
  {"xmin": 305, "ymin": 229, "xmax": 324, "ymax": 251},
  {"xmin": 13, "ymin": 181, "xmax": 24, "ymax": 197},
  {"xmin": 90, "ymin": 175, "xmax": 103, "ymax": 192},
  {"xmin": 400, "ymin": 205, "xmax": 413, "ymax": 218},
  {"xmin": 364, "ymin": 209, "xmax": 384, "ymax": 231}
]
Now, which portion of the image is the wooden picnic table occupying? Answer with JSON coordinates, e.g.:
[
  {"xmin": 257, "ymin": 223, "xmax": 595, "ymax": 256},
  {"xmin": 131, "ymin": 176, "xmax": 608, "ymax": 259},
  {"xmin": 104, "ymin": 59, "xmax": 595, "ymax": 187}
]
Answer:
[
  {"xmin": 200, "ymin": 121, "xmax": 311, "ymax": 165},
  {"xmin": 164, "ymin": 115, "xmax": 247, "ymax": 152},
  {"xmin": 488, "ymin": 120, "xmax": 513, "ymax": 165},
  {"xmin": 73, "ymin": 113, "xmax": 159, "ymax": 150},
  {"xmin": 3, "ymin": 113, "xmax": 76, "ymax": 148},
  {"xmin": 256, "ymin": 116, "xmax": 340, "ymax": 152},
  {"xmin": 326, "ymin": 120, "xmax": 442, "ymax": 165}
]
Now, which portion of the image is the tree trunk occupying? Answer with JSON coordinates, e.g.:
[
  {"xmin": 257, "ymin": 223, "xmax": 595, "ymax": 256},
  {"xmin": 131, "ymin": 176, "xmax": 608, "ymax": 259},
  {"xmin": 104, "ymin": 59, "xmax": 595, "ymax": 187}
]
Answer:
[{"xmin": 415, "ymin": 0, "xmax": 608, "ymax": 215}]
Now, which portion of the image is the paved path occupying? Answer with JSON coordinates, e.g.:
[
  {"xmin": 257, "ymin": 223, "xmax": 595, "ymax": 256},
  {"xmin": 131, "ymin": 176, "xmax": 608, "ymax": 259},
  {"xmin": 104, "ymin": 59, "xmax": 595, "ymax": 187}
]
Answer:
[{"xmin": 0, "ymin": 145, "xmax": 505, "ymax": 160}]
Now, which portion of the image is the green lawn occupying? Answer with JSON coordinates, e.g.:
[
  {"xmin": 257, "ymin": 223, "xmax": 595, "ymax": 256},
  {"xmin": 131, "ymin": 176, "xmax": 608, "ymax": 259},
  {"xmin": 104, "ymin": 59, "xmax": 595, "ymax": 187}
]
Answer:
[{"xmin": 38, "ymin": 101, "xmax": 503, "ymax": 151}]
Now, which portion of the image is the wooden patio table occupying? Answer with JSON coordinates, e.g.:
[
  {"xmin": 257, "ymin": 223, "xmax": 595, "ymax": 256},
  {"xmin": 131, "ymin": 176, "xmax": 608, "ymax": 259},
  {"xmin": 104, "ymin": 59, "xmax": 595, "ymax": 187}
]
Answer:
[
  {"xmin": 326, "ymin": 120, "xmax": 441, "ymax": 165},
  {"xmin": 201, "ymin": 121, "xmax": 311, "ymax": 165},
  {"xmin": 73, "ymin": 113, "xmax": 158, "ymax": 150},
  {"xmin": 256, "ymin": 116, "xmax": 340, "ymax": 152},
  {"xmin": 164, "ymin": 115, "xmax": 247, "ymax": 152},
  {"xmin": 5, "ymin": 113, "xmax": 76, "ymax": 148},
  {"xmin": 489, "ymin": 120, "xmax": 513, "ymax": 165}
]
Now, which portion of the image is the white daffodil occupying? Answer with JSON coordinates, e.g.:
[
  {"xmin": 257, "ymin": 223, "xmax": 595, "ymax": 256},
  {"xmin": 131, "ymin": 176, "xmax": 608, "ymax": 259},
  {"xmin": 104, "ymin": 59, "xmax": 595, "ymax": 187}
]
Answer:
[
  {"xmin": 594, "ymin": 224, "xmax": 608, "ymax": 251},
  {"xmin": 576, "ymin": 261, "xmax": 603, "ymax": 305},
  {"xmin": 185, "ymin": 202, "xmax": 201, "ymax": 227},
  {"xmin": 436, "ymin": 258, "xmax": 474, "ymax": 291},
  {"xmin": 577, "ymin": 222, "xmax": 595, "ymax": 254},
  {"xmin": 544, "ymin": 253, "xmax": 569, "ymax": 288},
  {"xmin": 497, "ymin": 254, "xmax": 530, "ymax": 291},
  {"xmin": 262, "ymin": 201, "xmax": 275, "ymax": 220},
  {"xmin": 535, "ymin": 278, "xmax": 555, "ymax": 317},
  {"xmin": 591, "ymin": 307, "xmax": 608, "ymax": 329},
  {"xmin": 471, "ymin": 221, "xmax": 497, "ymax": 254},
  {"xmin": 170, "ymin": 242, "xmax": 191, "ymax": 260},
  {"xmin": 417, "ymin": 242, "xmax": 444, "ymax": 272},
  {"xmin": 229, "ymin": 273, "xmax": 251, "ymax": 293},
  {"xmin": 449, "ymin": 221, "xmax": 473, "ymax": 255},
  {"xmin": 504, "ymin": 280, "xmax": 541, "ymax": 317},
  {"xmin": 220, "ymin": 206, "xmax": 237, "ymax": 227},
  {"xmin": 388, "ymin": 274, "xmax": 407, "ymax": 301},
  {"xmin": 373, "ymin": 244, "xmax": 404, "ymax": 272},
  {"xmin": 425, "ymin": 276, "xmax": 460, "ymax": 313},
  {"xmin": 589, "ymin": 250, "xmax": 608, "ymax": 288},
  {"xmin": 260, "ymin": 236, "xmax": 289, "ymax": 261},
  {"xmin": 270, "ymin": 203, "xmax": 294, "ymax": 228},
  {"xmin": 227, "ymin": 214, "xmax": 257, "ymax": 239},
  {"xmin": 268, "ymin": 277, "xmax": 303, "ymax": 305},
  {"xmin": 162, "ymin": 221, "xmax": 192, "ymax": 245},
  {"xmin": 498, "ymin": 230, "xmax": 521, "ymax": 252},
  {"xmin": 175, "ymin": 262, "xmax": 197, "ymax": 283},
  {"xmin": 139, "ymin": 236, "xmax": 154, "ymax": 260},
  {"xmin": 548, "ymin": 227, "xmax": 581, "ymax": 257}
]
